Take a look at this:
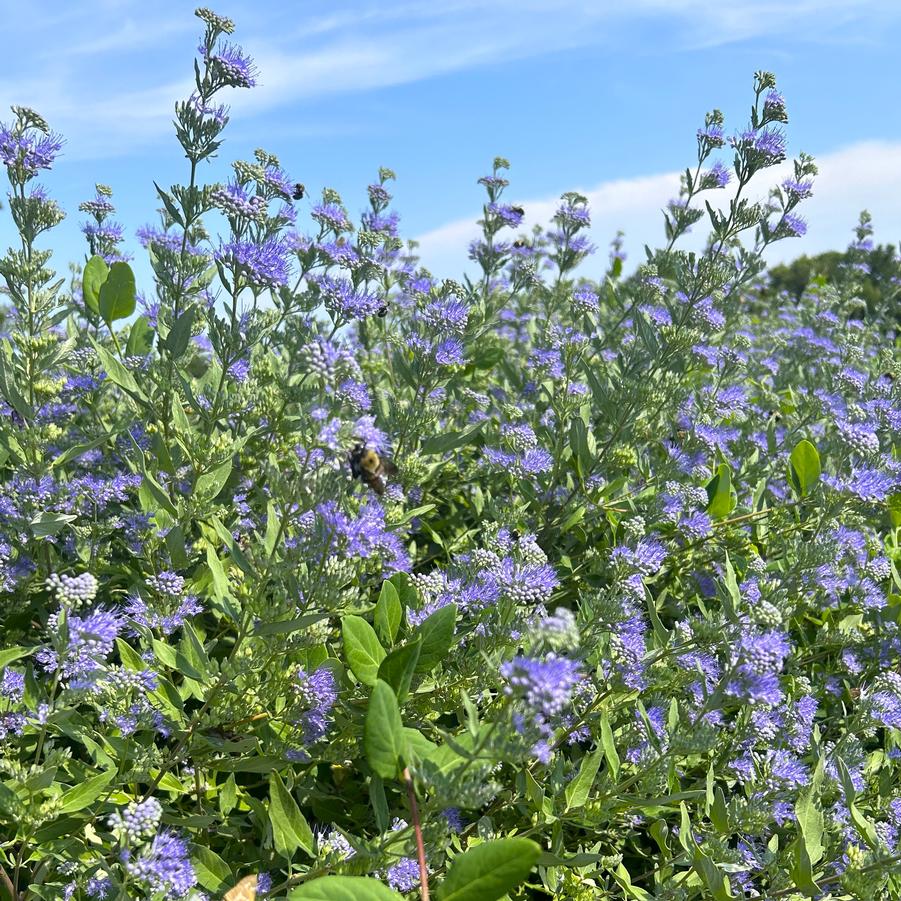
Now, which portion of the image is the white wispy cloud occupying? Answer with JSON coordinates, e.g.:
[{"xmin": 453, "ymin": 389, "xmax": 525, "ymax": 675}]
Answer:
[
  {"xmin": 413, "ymin": 140, "xmax": 901, "ymax": 278},
  {"xmin": 1, "ymin": 0, "xmax": 898, "ymax": 158}
]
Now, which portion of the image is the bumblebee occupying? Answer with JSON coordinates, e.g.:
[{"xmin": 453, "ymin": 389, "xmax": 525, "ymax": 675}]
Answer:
[
  {"xmin": 225, "ymin": 875, "xmax": 258, "ymax": 901},
  {"xmin": 292, "ymin": 182, "xmax": 306, "ymax": 200},
  {"xmin": 511, "ymin": 205, "xmax": 525, "ymax": 218},
  {"xmin": 513, "ymin": 238, "xmax": 528, "ymax": 249},
  {"xmin": 349, "ymin": 443, "xmax": 397, "ymax": 495},
  {"xmin": 377, "ymin": 305, "xmax": 388, "ymax": 317}
]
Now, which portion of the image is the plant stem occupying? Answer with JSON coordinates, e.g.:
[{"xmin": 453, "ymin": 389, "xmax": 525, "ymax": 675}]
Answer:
[{"xmin": 403, "ymin": 767, "xmax": 430, "ymax": 901}]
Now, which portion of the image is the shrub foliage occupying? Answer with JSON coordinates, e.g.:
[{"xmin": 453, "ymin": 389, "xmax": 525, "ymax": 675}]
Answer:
[{"xmin": 0, "ymin": 8, "xmax": 899, "ymax": 901}]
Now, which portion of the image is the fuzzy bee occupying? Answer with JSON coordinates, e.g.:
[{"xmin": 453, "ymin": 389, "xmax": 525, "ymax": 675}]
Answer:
[
  {"xmin": 349, "ymin": 443, "xmax": 397, "ymax": 495},
  {"xmin": 224, "ymin": 874, "xmax": 259, "ymax": 901},
  {"xmin": 512, "ymin": 238, "xmax": 528, "ymax": 249},
  {"xmin": 292, "ymin": 183, "xmax": 306, "ymax": 200},
  {"xmin": 511, "ymin": 205, "xmax": 525, "ymax": 218}
]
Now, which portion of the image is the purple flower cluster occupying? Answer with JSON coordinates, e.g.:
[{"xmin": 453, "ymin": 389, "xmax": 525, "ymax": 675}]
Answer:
[
  {"xmin": 216, "ymin": 236, "xmax": 291, "ymax": 288},
  {"xmin": 122, "ymin": 829, "xmax": 196, "ymax": 899},
  {"xmin": 293, "ymin": 666, "xmax": 338, "ymax": 744},
  {"xmin": 0, "ymin": 123, "xmax": 64, "ymax": 178}
]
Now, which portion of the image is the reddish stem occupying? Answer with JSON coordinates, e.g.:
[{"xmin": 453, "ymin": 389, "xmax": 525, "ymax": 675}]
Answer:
[{"xmin": 403, "ymin": 767, "xmax": 430, "ymax": 901}]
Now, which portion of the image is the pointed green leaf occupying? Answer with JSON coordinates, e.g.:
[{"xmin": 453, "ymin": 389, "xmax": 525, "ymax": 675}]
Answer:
[
  {"xmin": 421, "ymin": 422, "xmax": 484, "ymax": 455},
  {"xmin": 90, "ymin": 338, "xmax": 144, "ymax": 399},
  {"xmin": 692, "ymin": 849, "xmax": 734, "ymax": 901},
  {"xmin": 342, "ymin": 616, "xmax": 386, "ymax": 686},
  {"xmin": 795, "ymin": 758, "xmax": 824, "ymax": 864},
  {"xmin": 289, "ymin": 876, "xmax": 404, "ymax": 900},
  {"xmin": 0, "ymin": 646, "xmax": 33, "ymax": 669},
  {"xmin": 126, "ymin": 315, "xmax": 154, "ymax": 356},
  {"xmin": 706, "ymin": 463, "xmax": 735, "ymax": 518},
  {"xmin": 789, "ymin": 439, "xmax": 821, "ymax": 497},
  {"xmin": 364, "ymin": 680, "xmax": 406, "ymax": 779},
  {"xmin": 564, "ymin": 744, "xmax": 603, "ymax": 811},
  {"xmin": 57, "ymin": 769, "xmax": 116, "ymax": 813},
  {"xmin": 414, "ymin": 603, "xmax": 457, "ymax": 673},
  {"xmin": 377, "ymin": 637, "xmax": 421, "ymax": 702},
  {"xmin": 98, "ymin": 261, "xmax": 136, "ymax": 324},
  {"xmin": 437, "ymin": 837, "xmax": 541, "ymax": 901},
  {"xmin": 269, "ymin": 771, "xmax": 314, "ymax": 859},
  {"xmin": 82, "ymin": 255, "xmax": 108, "ymax": 315},
  {"xmin": 600, "ymin": 711, "xmax": 620, "ymax": 778},
  {"xmin": 374, "ymin": 580, "xmax": 402, "ymax": 646},
  {"xmin": 196, "ymin": 457, "xmax": 232, "ymax": 501},
  {"xmin": 190, "ymin": 844, "xmax": 231, "ymax": 892}
]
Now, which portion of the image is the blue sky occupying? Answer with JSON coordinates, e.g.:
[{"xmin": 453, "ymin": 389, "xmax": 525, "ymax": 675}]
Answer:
[{"xmin": 1, "ymin": 0, "xmax": 900, "ymax": 284}]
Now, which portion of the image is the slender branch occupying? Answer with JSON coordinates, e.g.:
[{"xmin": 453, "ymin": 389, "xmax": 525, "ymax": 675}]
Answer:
[{"xmin": 403, "ymin": 768, "xmax": 430, "ymax": 901}]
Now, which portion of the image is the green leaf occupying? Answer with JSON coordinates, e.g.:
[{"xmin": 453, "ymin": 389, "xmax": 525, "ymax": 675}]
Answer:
[
  {"xmin": 116, "ymin": 638, "xmax": 144, "ymax": 671},
  {"xmin": 52, "ymin": 432, "xmax": 115, "ymax": 469},
  {"xmin": 421, "ymin": 422, "xmax": 484, "ymax": 455},
  {"xmin": 364, "ymin": 680, "xmax": 406, "ymax": 779},
  {"xmin": 253, "ymin": 613, "xmax": 330, "ymax": 636},
  {"xmin": 461, "ymin": 690, "xmax": 479, "ymax": 738},
  {"xmin": 437, "ymin": 837, "xmax": 541, "ymax": 901},
  {"xmin": 678, "ymin": 802, "xmax": 697, "ymax": 855},
  {"xmin": 369, "ymin": 774, "xmax": 390, "ymax": 831},
  {"xmin": 98, "ymin": 261, "xmax": 136, "ymax": 324},
  {"xmin": 790, "ymin": 834, "xmax": 819, "ymax": 896},
  {"xmin": 374, "ymin": 580, "xmax": 403, "ymax": 646},
  {"xmin": 341, "ymin": 616, "xmax": 386, "ymax": 686},
  {"xmin": 600, "ymin": 711, "xmax": 620, "ymax": 779},
  {"xmin": 82, "ymin": 255, "xmax": 108, "ymax": 315},
  {"xmin": 389, "ymin": 572, "xmax": 419, "ymax": 608},
  {"xmin": 57, "ymin": 769, "xmax": 115, "ymax": 813},
  {"xmin": 126, "ymin": 315, "xmax": 154, "ymax": 356},
  {"xmin": 196, "ymin": 457, "xmax": 232, "ymax": 501},
  {"xmin": 789, "ymin": 439, "xmax": 821, "ymax": 497},
  {"xmin": 888, "ymin": 492, "xmax": 901, "ymax": 528},
  {"xmin": 377, "ymin": 637, "xmax": 421, "ymax": 702},
  {"xmin": 414, "ymin": 603, "xmax": 457, "ymax": 673},
  {"xmin": 190, "ymin": 844, "xmax": 232, "ymax": 892},
  {"xmin": 165, "ymin": 307, "xmax": 195, "ymax": 359},
  {"xmin": 153, "ymin": 181, "xmax": 184, "ymax": 227},
  {"xmin": 30, "ymin": 511, "xmax": 77, "ymax": 538},
  {"xmin": 569, "ymin": 416, "xmax": 592, "ymax": 479},
  {"xmin": 269, "ymin": 771, "xmax": 315, "ymax": 859},
  {"xmin": 795, "ymin": 758, "xmax": 824, "ymax": 864},
  {"xmin": 180, "ymin": 622, "xmax": 210, "ymax": 678},
  {"xmin": 90, "ymin": 338, "xmax": 144, "ymax": 399},
  {"xmin": 612, "ymin": 863, "xmax": 653, "ymax": 901},
  {"xmin": 403, "ymin": 727, "xmax": 438, "ymax": 760},
  {"xmin": 289, "ymin": 876, "xmax": 404, "ymax": 900},
  {"xmin": 564, "ymin": 744, "xmax": 603, "ymax": 811},
  {"xmin": 722, "ymin": 552, "xmax": 741, "ymax": 620},
  {"xmin": 209, "ymin": 513, "xmax": 253, "ymax": 576},
  {"xmin": 710, "ymin": 787, "xmax": 729, "ymax": 833},
  {"xmin": 848, "ymin": 801, "xmax": 880, "ymax": 850},
  {"xmin": 692, "ymin": 850, "xmax": 734, "ymax": 901},
  {"xmin": 706, "ymin": 463, "xmax": 735, "ymax": 518},
  {"xmin": 0, "ymin": 646, "xmax": 33, "ymax": 669},
  {"xmin": 206, "ymin": 546, "xmax": 230, "ymax": 601},
  {"xmin": 219, "ymin": 773, "xmax": 237, "ymax": 816}
]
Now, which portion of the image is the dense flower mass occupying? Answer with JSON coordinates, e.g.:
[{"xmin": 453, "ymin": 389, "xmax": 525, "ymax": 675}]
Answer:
[{"xmin": 0, "ymin": 21, "xmax": 897, "ymax": 901}]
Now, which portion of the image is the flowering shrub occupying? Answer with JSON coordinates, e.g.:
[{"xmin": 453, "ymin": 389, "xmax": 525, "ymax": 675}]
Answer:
[{"xmin": 0, "ymin": 8, "xmax": 899, "ymax": 901}]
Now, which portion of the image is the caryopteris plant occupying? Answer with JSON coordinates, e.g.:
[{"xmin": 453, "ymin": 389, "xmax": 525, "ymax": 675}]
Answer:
[{"xmin": 0, "ymin": 7, "xmax": 899, "ymax": 901}]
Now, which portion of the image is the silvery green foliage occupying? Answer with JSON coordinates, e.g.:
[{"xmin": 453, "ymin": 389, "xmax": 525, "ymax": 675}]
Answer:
[{"xmin": 0, "ymin": 10, "xmax": 898, "ymax": 901}]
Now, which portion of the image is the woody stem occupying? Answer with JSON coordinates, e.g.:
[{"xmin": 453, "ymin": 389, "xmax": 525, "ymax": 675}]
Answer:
[{"xmin": 403, "ymin": 767, "xmax": 430, "ymax": 901}]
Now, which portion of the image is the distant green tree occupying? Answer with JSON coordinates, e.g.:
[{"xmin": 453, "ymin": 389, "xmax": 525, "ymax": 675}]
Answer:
[{"xmin": 765, "ymin": 210, "xmax": 900, "ymax": 325}]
